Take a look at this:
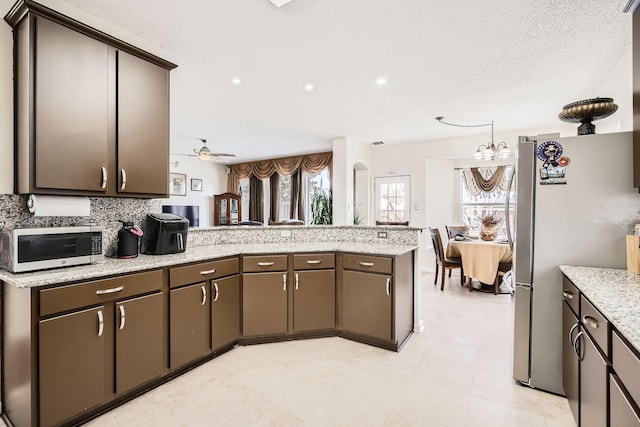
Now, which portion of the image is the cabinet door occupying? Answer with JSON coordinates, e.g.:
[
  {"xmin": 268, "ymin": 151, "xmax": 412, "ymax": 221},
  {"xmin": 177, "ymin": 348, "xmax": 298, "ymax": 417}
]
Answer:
[
  {"xmin": 211, "ymin": 275, "xmax": 240, "ymax": 351},
  {"xmin": 115, "ymin": 293, "xmax": 164, "ymax": 394},
  {"xmin": 580, "ymin": 328, "xmax": 609, "ymax": 427},
  {"xmin": 562, "ymin": 302, "xmax": 579, "ymax": 424},
  {"xmin": 243, "ymin": 272, "xmax": 288, "ymax": 336},
  {"xmin": 342, "ymin": 270, "xmax": 392, "ymax": 341},
  {"xmin": 39, "ymin": 306, "xmax": 106, "ymax": 427},
  {"xmin": 35, "ymin": 17, "xmax": 109, "ymax": 192},
  {"xmin": 610, "ymin": 373, "xmax": 640, "ymax": 427},
  {"xmin": 170, "ymin": 283, "xmax": 211, "ymax": 369},
  {"xmin": 293, "ymin": 270, "xmax": 335, "ymax": 332},
  {"xmin": 117, "ymin": 50, "xmax": 169, "ymax": 196}
]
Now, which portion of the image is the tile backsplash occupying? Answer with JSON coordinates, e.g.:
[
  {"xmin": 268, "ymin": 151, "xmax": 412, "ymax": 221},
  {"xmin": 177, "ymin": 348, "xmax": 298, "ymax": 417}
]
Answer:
[{"xmin": 0, "ymin": 194, "xmax": 161, "ymax": 256}]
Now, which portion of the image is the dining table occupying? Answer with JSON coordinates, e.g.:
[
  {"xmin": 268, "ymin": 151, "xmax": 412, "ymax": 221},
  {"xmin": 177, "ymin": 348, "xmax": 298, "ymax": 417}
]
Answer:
[{"xmin": 445, "ymin": 238, "xmax": 513, "ymax": 285}]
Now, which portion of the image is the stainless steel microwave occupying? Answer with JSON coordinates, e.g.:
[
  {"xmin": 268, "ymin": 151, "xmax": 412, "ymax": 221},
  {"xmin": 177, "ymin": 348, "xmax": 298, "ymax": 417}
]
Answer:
[{"xmin": 0, "ymin": 226, "xmax": 104, "ymax": 273}]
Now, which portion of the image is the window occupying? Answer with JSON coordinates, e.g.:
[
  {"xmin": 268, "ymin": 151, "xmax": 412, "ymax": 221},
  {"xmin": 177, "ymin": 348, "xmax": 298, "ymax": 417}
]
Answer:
[
  {"xmin": 239, "ymin": 178, "xmax": 250, "ymax": 222},
  {"xmin": 460, "ymin": 166, "xmax": 515, "ymax": 238},
  {"xmin": 374, "ymin": 175, "xmax": 410, "ymax": 223},
  {"xmin": 305, "ymin": 168, "xmax": 330, "ymax": 222},
  {"xmin": 278, "ymin": 175, "xmax": 291, "ymax": 221}
]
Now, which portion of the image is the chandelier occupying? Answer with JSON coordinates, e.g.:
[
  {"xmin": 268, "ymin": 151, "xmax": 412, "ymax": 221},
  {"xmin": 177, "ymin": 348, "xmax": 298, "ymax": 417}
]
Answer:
[{"xmin": 435, "ymin": 117, "xmax": 512, "ymax": 160}]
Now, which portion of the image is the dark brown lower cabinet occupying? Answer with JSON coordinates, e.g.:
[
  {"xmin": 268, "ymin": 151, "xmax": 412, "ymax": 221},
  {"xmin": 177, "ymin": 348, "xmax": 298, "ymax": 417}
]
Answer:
[
  {"xmin": 293, "ymin": 270, "xmax": 336, "ymax": 332},
  {"xmin": 342, "ymin": 270, "xmax": 392, "ymax": 341},
  {"xmin": 115, "ymin": 293, "xmax": 164, "ymax": 394},
  {"xmin": 211, "ymin": 275, "xmax": 240, "ymax": 351},
  {"xmin": 610, "ymin": 373, "xmax": 640, "ymax": 426},
  {"xmin": 579, "ymin": 327, "xmax": 609, "ymax": 427},
  {"xmin": 39, "ymin": 306, "xmax": 107, "ymax": 427},
  {"xmin": 243, "ymin": 272, "xmax": 288, "ymax": 336},
  {"xmin": 562, "ymin": 301, "xmax": 579, "ymax": 423},
  {"xmin": 170, "ymin": 283, "xmax": 212, "ymax": 369}
]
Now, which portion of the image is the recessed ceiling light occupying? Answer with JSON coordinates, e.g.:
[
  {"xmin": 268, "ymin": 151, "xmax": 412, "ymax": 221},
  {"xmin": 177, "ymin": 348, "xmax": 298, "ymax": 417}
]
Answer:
[
  {"xmin": 304, "ymin": 83, "xmax": 315, "ymax": 92},
  {"xmin": 375, "ymin": 77, "xmax": 387, "ymax": 87},
  {"xmin": 231, "ymin": 77, "xmax": 242, "ymax": 85}
]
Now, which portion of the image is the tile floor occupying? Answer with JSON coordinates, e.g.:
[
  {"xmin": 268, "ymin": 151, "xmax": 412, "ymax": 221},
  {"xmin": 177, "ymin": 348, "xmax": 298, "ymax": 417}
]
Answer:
[{"xmin": 81, "ymin": 271, "xmax": 576, "ymax": 427}]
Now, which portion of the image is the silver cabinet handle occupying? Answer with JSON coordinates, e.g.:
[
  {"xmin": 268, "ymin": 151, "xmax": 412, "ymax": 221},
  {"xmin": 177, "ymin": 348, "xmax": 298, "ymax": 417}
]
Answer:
[
  {"xmin": 295, "ymin": 273, "xmax": 299, "ymax": 290},
  {"xmin": 562, "ymin": 291, "xmax": 573, "ymax": 300},
  {"xmin": 568, "ymin": 322, "xmax": 579, "ymax": 344},
  {"xmin": 96, "ymin": 285, "xmax": 124, "ymax": 295},
  {"xmin": 283, "ymin": 273, "xmax": 287, "ymax": 291},
  {"xmin": 306, "ymin": 260, "xmax": 322, "ymax": 265},
  {"xmin": 386, "ymin": 277, "xmax": 391, "ymax": 296},
  {"xmin": 358, "ymin": 261, "xmax": 374, "ymax": 267},
  {"xmin": 120, "ymin": 168, "xmax": 127, "ymax": 190},
  {"xmin": 200, "ymin": 269, "xmax": 216, "ymax": 275},
  {"xmin": 201, "ymin": 285, "xmax": 207, "ymax": 306},
  {"xmin": 583, "ymin": 315, "xmax": 599, "ymax": 329},
  {"xmin": 97, "ymin": 310, "xmax": 104, "ymax": 337},
  {"xmin": 101, "ymin": 166, "xmax": 107, "ymax": 190},
  {"xmin": 573, "ymin": 331, "xmax": 584, "ymax": 361},
  {"xmin": 119, "ymin": 305, "xmax": 126, "ymax": 330},
  {"xmin": 213, "ymin": 282, "xmax": 219, "ymax": 302},
  {"xmin": 258, "ymin": 262, "xmax": 275, "ymax": 267}
]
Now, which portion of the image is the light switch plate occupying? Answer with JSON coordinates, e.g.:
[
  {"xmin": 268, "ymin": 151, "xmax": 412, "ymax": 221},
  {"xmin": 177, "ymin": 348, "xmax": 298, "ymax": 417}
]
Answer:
[
  {"xmin": 280, "ymin": 230, "xmax": 292, "ymax": 238},
  {"xmin": 377, "ymin": 231, "xmax": 388, "ymax": 238}
]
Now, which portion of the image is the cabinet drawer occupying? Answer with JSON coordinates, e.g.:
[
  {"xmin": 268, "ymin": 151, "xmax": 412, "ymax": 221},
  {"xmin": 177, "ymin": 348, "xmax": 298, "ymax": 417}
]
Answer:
[
  {"xmin": 243, "ymin": 255, "xmax": 288, "ymax": 272},
  {"xmin": 170, "ymin": 257, "xmax": 239, "ymax": 288},
  {"xmin": 562, "ymin": 276, "xmax": 580, "ymax": 316},
  {"xmin": 580, "ymin": 295, "xmax": 609, "ymax": 356},
  {"xmin": 343, "ymin": 254, "xmax": 392, "ymax": 274},
  {"xmin": 40, "ymin": 270, "xmax": 162, "ymax": 317},
  {"xmin": 610, "ymin": 373, "xmax": 640, "ymax": 427},
  {"xmin": 293, "ymin": 253, "xmax": 335, "ymax": 270},
  {"xmin": 613, "ymin": 331, "xmax": 640, "ymax": 407}
]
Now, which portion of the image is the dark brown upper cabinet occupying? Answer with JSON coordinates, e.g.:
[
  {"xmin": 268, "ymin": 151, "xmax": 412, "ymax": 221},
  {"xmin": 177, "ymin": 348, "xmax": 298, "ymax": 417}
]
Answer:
[{"xmin": 5, "ymin": 1, "xmax": 176, "ymax": 198}]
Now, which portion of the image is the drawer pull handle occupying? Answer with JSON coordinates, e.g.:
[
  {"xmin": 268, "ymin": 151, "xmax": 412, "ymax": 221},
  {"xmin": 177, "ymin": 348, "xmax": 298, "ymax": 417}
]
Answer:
[
  {"xmin": 119, "ymin": 305, "xmax": 126, "ymax": 330},
  {"xmin": 213, "ymin": 282, "xmax": 219, "ymax": 302},
  {"xmin": 306, "ymin": 260, "xmax": 322, "ymax": 265},
  {"xmin": 258, "ymin": 262, "xmax": 275, "ymax": 267},
  {"xmin": 568, "ymin": 322, "xmax": 579, "ymax": 344},
  {"xmin": 96, "ymin": 285, "xmax": 124, "ymax": 295},
  {"xmin": 386, "ymin": 278, "xmax": 391, "ymax": 296},
  {"xmin": 295, "ymin": 273, "xmax": 299, "ymax": 290},
  {"xmin": 201, "ymin": 285, "xmax": 207, "ymax": 306},
  {"xmin": 583, "ymin": 315, "xmax": 599, "ymax": 329},
  {"xmin": 100, "ymin": 167, "xmax": 107, "ymax": 190},
  {"xmin": 283, "ymin": 273, "xmax": 287, "ymax": 291},
  {"xmin": 358, "ymin": 261, "xmax": 375, "ymax": 267},
  {"xmin": 200, "ymin": 269, "xmax": 217, "ymax": 275},
  {"xmin": 97, "ymin": 310, "xmax": 104, "ymax": 337},
  {"xmin": 120, "ymin": 168, "xmax": 127, "ymax": 190},
  {"xmin": 562, "ymin": 291, "xmax": 573, "ymax": 300}
]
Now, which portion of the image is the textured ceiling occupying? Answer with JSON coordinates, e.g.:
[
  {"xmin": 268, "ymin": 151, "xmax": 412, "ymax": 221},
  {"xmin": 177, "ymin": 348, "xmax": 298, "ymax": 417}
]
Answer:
[{"xmin": 58, "ymin": 0, "xmax": 632, "ymax": 162}]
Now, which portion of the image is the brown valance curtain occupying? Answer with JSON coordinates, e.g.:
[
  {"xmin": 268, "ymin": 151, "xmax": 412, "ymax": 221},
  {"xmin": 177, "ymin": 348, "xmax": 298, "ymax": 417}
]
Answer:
[
  {"xmin": 461, "ymin": 166, "xmax": 512, "ymax": 196},
  {"xmin": 227, "ymin": 152, "xmax": 332, "ymax": 193}
]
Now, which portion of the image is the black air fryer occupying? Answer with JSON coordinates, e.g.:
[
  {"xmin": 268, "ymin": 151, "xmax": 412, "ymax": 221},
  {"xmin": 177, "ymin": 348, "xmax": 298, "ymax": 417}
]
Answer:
[{"xmin": 141, "ymin": 213, "xmax": 189, "ymax": 255}]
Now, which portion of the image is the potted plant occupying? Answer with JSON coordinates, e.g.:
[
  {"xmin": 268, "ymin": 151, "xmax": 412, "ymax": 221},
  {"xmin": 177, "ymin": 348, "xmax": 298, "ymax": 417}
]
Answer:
[{"xmin": 311, "ymin": 188, "xmax": 332, "ymax": 225}]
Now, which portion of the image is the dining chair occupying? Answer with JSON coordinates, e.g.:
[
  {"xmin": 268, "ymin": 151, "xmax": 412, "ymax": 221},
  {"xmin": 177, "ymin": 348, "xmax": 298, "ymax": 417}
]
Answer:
[
  {"xmin": 493, "ymin": 261, "xmax": 513, "ymax": 295},
  {"xmin": 445, "ymin": 225, "xmax": 469, "ymax": 240},
  {"xmin": 429, "ymin": 227, "xmax": 464, "ymax": 291}
]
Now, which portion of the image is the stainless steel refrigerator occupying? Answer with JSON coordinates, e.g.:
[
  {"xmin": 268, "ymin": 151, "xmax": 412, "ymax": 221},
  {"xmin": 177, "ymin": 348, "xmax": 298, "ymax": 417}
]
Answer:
[{"xmin": 512, "ymin": 131, "xmax": 637, "ymax": 395}]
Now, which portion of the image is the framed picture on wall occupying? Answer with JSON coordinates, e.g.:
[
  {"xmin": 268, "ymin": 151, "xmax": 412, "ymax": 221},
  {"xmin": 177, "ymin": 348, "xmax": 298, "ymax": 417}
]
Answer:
[
  {"xmin": 191, "ymin": 178, "xmax": 203, "ymax": 192},
  {"xmin": 169, "ymin": 173, "xmax": 187, "ymax": 196}
]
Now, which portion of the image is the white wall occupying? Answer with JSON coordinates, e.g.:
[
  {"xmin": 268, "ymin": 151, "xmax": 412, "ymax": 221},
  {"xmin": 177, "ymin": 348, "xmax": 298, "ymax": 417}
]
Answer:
[
  {"xmin": 332, "ymin": 136, "xmax": 371, "ymax": 225},
  {"xmin": 163, "ymin": 156, "xmax": 228, "ymax": 227}
]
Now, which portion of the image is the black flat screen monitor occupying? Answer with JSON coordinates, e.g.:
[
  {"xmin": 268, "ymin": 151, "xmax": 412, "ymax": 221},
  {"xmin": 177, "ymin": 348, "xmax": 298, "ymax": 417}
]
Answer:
[{"xmin": 162, "ymin": 205, "xmax": 199, "ymax": 227}]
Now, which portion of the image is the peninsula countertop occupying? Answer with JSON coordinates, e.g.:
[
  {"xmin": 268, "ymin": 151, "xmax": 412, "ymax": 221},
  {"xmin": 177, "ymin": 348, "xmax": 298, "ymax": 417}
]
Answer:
[
  {"xmin": 560, "ymin": 265, "xmax": 640, "ymax": 354},
  {"xmin": 0, "ymin": 241, "xmax": 418, "ymax": 289}
]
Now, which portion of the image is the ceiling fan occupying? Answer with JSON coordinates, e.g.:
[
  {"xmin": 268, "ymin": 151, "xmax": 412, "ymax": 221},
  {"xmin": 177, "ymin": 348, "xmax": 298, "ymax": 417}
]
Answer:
[{"xmin": 192, "ymin": 138, "xmax": 237, "ymax": 162}]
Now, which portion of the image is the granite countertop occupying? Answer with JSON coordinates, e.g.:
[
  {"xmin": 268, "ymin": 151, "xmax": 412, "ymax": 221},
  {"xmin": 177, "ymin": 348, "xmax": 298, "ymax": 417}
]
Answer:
[
  {"xmin": 0, "ymin": 241, "xmax": 417, "ymax": 289},
  {"xmin": 560, "ymin": 265, "xmax": 640, "ymax": 354}
]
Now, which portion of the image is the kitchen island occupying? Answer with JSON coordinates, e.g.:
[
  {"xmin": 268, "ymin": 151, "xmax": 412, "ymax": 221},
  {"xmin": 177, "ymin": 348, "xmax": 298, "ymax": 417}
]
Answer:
[{"xmin": 1, "ymin": 229, "xmax": 420, "ymax": 427}]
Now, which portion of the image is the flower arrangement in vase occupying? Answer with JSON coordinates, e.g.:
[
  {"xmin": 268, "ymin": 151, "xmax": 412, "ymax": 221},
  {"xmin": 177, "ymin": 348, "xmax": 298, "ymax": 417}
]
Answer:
[{"xmin": 479, "ymin": 214, "xmax": 502, "ymax": 241}]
